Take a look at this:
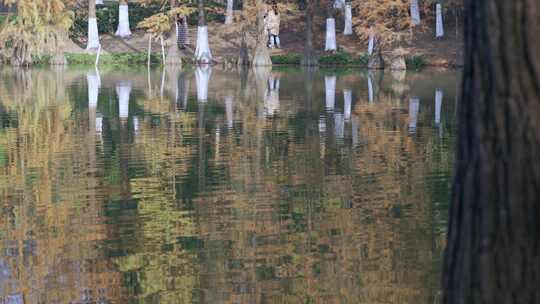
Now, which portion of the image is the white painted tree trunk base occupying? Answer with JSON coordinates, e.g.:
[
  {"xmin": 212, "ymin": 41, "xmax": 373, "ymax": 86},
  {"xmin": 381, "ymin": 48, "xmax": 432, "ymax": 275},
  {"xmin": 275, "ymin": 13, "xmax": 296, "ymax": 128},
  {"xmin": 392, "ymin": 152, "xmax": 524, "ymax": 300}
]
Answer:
[
  {"xmin": 410, "ymin": 0, "xmax": 421, "ymax": 26},
  {"xmin": 115, "ymin": 5, "xmax": 132, "ymax": 37},
  {"xmin": 436, "ymin": 3, "xmax": 444, "ymax": 38},
  {"xmin": 225, "ymin": 0, "xmax": 234, "ymax": 25},
  {"xmin": 195, "ymin": 26, "xmax": 213, "ymax": 64},
  {"xmin": 409, "ymin": 97, "xmax": 420, "ymax": 133},
  {"xmin": 435, "ymin": 88, "xmax": 443, "ymax": 125},
  {"xmin": 87, "ymin": 18, "xmax": 101, "ymax": 50},
  {"xmin": 196, "ymin": 66, "xmax": 212, "ymax": 103},
  {"xmin": 116, "ymin": 82, "xmax": 132, "ymax": 119},
  {"xmin": 325, "ymin": 18, "xmax": 337, "ymax": 51},
  {"xmin": 325, "ymin": 75, "xmax": 336, "ymax": 110},
  {"xmin": 343, "ymin": 5, "xmax": 353, "ymax": 35}
]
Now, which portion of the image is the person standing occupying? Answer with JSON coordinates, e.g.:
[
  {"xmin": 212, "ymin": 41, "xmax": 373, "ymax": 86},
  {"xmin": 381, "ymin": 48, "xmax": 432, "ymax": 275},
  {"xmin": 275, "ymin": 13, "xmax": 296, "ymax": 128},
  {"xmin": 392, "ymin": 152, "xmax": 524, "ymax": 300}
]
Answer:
[
  {"xmin": 176, "ymin": 14, "xmax": 188, "ymax": 50},
  {"xmin": 266, "ymin": 2, "xmax": 281, "ymax": 48}
]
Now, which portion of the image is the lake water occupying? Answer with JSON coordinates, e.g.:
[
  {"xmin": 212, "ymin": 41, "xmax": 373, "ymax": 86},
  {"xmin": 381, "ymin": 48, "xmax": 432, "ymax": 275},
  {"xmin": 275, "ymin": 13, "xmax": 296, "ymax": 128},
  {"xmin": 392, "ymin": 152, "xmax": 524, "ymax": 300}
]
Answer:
[{"xmin": 0, "ymin": 66, "xmax": 457, "ymax": 303}]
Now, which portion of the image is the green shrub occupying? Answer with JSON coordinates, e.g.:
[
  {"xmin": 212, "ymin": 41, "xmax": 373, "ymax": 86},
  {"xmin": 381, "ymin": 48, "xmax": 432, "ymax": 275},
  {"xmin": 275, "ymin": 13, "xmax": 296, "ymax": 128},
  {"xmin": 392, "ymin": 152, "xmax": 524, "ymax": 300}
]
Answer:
[
  {"xmin": 318, "ymin": 52, "xmax": 370, "ymax": 66},
  {"xmin": 31, "ymin": 54, "xmax": 53, "ymax": 65},
  {"xmin": 65, "ymin": 52, "xmax": 161, "ymax": 65},
  {"xmin": 319, "ymin": 52, "xmax": 352, "ymax": 65},
  {"xmin": 271, "ymin": 53, "xmax": 302, "ymax": 65},
  {"xmin": 405, "ymin": 55, "xmax": 427, "ymax": 70},
  {"xmin": 352, "ymin": 54, "xmax": 370, "ymax": 66},
  {"xmin": 0, "ymin": 15, "xmax": 16, "ymax": 24}
]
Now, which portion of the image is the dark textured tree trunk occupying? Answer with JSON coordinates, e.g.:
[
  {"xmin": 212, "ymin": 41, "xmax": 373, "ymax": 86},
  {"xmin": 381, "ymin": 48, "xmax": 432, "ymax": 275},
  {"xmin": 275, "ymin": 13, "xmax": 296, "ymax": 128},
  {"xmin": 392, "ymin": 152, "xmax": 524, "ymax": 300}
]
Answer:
[
  {"xmin": 443, "ymin": 1, "xmax": 540, "ymax": 303},
  {"xmin": 301, "ymin": 0, "xmax": 317, "ymax": 66}
]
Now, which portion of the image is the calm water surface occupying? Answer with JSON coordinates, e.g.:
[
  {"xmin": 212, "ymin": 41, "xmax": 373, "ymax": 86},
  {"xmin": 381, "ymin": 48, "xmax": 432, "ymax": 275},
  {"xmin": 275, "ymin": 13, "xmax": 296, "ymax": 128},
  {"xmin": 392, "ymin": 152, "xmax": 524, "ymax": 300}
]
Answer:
[{"xmin": 0, "ymin": 66, "xmax": 457, "ymax": 303}]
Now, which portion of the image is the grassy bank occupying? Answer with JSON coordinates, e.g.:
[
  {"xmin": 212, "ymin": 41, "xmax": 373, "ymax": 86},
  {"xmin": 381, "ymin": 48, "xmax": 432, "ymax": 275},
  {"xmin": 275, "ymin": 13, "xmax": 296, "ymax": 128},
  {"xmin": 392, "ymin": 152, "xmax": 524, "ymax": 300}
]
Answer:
[
  {"xmin": 270, "ymin": 52, "xmax": 428, "ymax": 70},
  {"xmin": 7, "ymin": 51, "xmax": 431, "ymax": 70}
]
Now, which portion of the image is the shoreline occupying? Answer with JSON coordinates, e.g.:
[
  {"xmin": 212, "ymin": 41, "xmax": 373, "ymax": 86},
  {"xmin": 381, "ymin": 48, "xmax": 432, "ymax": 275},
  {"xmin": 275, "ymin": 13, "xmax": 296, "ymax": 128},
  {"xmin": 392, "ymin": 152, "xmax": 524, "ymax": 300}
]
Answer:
[{"xmin": 4, "ymin": 51, "xmax": 462, "ymax": 70}]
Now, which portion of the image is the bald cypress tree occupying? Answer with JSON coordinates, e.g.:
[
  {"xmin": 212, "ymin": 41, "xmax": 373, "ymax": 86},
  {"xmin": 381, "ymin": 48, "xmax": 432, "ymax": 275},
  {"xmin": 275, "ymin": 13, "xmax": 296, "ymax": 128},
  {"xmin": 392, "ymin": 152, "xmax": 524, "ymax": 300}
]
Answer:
[{"xmin": 443, "ymin": 0, "xmax": 540, "ymax": 303}]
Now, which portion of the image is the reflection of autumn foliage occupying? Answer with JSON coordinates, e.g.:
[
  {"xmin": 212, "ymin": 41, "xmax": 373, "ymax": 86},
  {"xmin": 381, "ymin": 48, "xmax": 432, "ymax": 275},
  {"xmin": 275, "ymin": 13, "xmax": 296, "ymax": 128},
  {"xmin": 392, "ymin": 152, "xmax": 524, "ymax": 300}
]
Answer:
[
  {"xmin": 184, "ymin": 70, "xmax": 453, "ymax": 303},
  {"xmin": 0, "ymin": 68, "xmax": 454, "ymax": 303},
  {"xmin": 0, "ymin": 69, "xmax": 123, "ymax": 303}
]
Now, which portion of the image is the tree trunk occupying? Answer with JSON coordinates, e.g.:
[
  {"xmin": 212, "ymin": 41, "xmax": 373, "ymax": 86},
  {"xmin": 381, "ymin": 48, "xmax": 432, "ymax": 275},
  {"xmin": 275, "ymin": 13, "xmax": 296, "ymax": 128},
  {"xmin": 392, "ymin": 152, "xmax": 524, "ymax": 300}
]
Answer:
[
  {"xmin": 443, "ymin": 1, "xmax": 540, "ymax": 303},
  {"xmin": 251, "ymin": 0, "xmax": 272, "ymax": 66},
  {"xmin": 237, "ymin": 0, "xmax": 250, "ymax": 65},
  {"xmin": 301, "ymin": 0, "xmax": 318, "ymax": 66},
  {"xmin": 325, "ymin": 7, "xmax": 337, "ymax": 52},
  {"xmin": 198, "ymin": 0, "xmax": 206, "ymax": 26},
  {"xmin": 89, "ymin": 0, "xmax": 96, "ymax": 18},
  {"xmin": 343, "ymin": 2, "xmax": 352, "ymax": 35},
  {"xmin": 87, "ymin": 0, "xmax": 101, "ymax": 50},
  {"xmin": 115, "ymin": 0, "xmax": 132, "ymax": 37},
  {"xmin": 435, "ymin": 2, "xmax": 444, "ymax": 38},
  {"xmin": 410, "ymin": 0, "xmax": 421, "ymax": 26},
  {"xmin": 165, "ymin": 0, "xmax": 183, "ymax": 66},
  {"xmin": 196, "ymin": 0, "xmax": 213, "ymax": 63},
  {"xmin": 225, "ymin": 0, "xmax": 234, "ymax": 24},
  {"xmin": 11, "ymin": 44, "xmax": 32, "ymax": 67}
]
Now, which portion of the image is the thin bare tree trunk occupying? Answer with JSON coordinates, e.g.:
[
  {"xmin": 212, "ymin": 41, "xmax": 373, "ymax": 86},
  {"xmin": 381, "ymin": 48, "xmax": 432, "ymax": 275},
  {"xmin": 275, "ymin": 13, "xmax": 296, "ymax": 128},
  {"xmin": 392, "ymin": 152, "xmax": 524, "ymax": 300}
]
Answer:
[{"xmin": 443, "ymin": 0, "xmax": 540, "ymax": 303}]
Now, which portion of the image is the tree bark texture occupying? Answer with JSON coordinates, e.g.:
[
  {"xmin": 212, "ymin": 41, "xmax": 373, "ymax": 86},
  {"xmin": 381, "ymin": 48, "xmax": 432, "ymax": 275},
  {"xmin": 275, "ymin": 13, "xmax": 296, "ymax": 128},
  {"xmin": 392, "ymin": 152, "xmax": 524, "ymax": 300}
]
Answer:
[
  {"xmin": 443, "ymin": 1, "xmax": 540, "ymax": 304},
  {"xmin": 301, "ymin": 0, "xmax": 318, "ymax": 66},
  {"xmin": 89, "ymin": 0, "xmax": 96, "ymax": 18}
]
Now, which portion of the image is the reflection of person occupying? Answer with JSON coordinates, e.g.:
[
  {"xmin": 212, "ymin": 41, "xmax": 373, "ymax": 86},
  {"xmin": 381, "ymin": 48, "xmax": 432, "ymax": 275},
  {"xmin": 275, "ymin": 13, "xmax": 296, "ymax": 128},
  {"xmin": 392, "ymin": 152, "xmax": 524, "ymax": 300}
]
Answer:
[
  {"xmin": 264, "ymin": 74, "xmax": 280, "ymax": 116},
  {"xmin": 266, "ymin": 2, "xmax": 281, "ymax": 48},
  {"xmin": 176, "ymin": 14, "xmax": 188, "ymax": 49}
]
